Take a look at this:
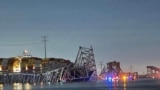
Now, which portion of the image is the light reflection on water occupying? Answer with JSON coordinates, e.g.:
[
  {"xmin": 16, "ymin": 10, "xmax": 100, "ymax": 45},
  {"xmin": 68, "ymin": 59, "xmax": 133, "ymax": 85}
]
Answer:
[
  {"xmin": 0, "ymin": 84, "xmax": 3, "ymax": 90},
  {"xmin": 0, "ymin": 82, "xmax": 50, "ymax": 90},
  {"xmin": 24, "ymin": 83, "xmax": 32, "ymax": 90},
  {"xmin": 12, "ymin": 82, "xmax": 43, "ymax": 90},
  {"xmin": 13, "ymin": 83, "xmax": 22, "ymax": 90},
  {"xmin": 105, "ymin": 80, "xmax": 127, "ymax": 90},
  {"xmin": 40, "ymin": 82, "xmax": 44, "ymax": 89},
  {"xmin": 0, "ymin": 81, "xmax": 127, "ymax": 90},
  {"xmin": 0, "ymin": 79, "xmax": 159, "ymax": 90},
  {"xmin": 0, "ymin": 83, "xmax": 33, "ymax": 90},
  {"xmin": 123, "ymin": 82, "xmax": 127, "ymax": 90}
]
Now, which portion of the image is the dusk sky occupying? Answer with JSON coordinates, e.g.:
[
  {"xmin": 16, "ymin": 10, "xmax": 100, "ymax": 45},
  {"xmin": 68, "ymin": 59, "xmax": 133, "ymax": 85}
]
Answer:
[{"xmin": 0, "ymin": 0, "xmax": 160, "ymax": 74}]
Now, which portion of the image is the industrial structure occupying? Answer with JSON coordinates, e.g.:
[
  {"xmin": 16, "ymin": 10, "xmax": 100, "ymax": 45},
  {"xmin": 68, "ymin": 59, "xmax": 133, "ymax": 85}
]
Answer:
[
  {"xmin": 99, "ymin": 61, "xmax": 122, "ymax": 80},
  {"xmin": 99, "ymin": 61, "xmax": 137, "ymax": 81},
  {"xmin": 0, "ymin": 46, "xmax": 97, "ymax": 84},
  {"xmin": 147, "ymin": 66, "xmax": 160, "ymax": 78}
]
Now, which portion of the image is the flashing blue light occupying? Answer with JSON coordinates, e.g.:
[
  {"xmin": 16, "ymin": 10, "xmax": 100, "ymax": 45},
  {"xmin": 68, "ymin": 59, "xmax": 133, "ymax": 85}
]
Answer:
[
  {"xmin": 128, "ymin": 76, "xmax": 133, "ymax": 80},
  {"xmin": 106, "ymin": 77, "xmax": 112, "ymax": 82},
  {"xmin": 105, "ymin": 76, "xmax": 112, "ymax": 81},
  {"xmin": 108, "ymin": 77, "xmax": 112, "ymax": 80}
]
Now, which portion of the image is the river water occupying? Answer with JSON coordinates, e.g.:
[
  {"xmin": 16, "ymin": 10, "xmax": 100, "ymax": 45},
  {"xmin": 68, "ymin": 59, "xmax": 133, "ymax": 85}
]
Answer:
[{"xmin": 0, "ymin": 78, "xmax": 160, "ymax": 90}]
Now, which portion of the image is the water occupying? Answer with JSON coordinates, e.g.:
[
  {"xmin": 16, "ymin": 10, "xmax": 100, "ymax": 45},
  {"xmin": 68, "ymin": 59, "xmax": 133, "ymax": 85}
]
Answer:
[{"xmin": 0, "ymin": 78, "xmax": 160, "ymax": 90}]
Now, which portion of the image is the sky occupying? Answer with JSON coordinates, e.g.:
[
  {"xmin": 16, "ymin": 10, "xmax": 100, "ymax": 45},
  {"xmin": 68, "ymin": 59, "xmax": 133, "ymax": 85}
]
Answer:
[{"xmin": 0, "ymin": 0, "xmax": 160, "ymax": 74}]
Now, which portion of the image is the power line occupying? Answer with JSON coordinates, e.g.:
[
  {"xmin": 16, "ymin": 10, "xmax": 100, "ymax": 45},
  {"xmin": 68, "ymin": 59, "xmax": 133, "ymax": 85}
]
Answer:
[
  {"xmin": 0, "ymin": 41, "xmax": 42, "ymax": 46},
  {"xmin": 0, "ymin": 38, "xmax": 41, "ymax": 42}
]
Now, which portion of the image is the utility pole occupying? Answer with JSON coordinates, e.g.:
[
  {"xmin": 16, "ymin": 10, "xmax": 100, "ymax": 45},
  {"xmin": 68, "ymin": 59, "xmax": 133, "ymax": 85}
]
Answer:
[
  {"xmin": 42, "ymin": 36, "xmax": 48, "ymax": 59},
  {"xmin": 100, "ymin": 61, "xmax": 103, "ymax": 74},
  {"xmin": 130, "ymin": 65, "xmax": 133, "ymax": 73}
]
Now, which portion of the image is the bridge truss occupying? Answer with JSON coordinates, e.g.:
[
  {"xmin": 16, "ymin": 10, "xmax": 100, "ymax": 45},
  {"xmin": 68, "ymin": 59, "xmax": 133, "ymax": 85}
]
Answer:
[{"xmin": 73, "ymin": 46, "xmax": 97, "ymax": 81}]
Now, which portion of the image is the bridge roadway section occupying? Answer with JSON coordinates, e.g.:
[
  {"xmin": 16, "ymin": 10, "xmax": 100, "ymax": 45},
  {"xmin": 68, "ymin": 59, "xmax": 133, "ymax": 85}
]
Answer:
[{"xmin": 0, "ymin": 65, "xmax": 70, "ymax": 84}]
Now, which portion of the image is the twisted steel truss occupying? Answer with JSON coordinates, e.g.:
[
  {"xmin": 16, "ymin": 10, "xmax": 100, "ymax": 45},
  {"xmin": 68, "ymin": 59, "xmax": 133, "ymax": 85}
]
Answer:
[{"xmin": 73, "ymin": 46, "xmax": 97, "ymax": 81}]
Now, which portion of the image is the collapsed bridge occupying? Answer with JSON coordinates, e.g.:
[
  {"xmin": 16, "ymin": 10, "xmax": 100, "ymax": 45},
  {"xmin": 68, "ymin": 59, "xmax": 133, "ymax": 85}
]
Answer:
[{"xmin": 0, "ymin": 46, "xmax": 97, "ymax": 84}]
